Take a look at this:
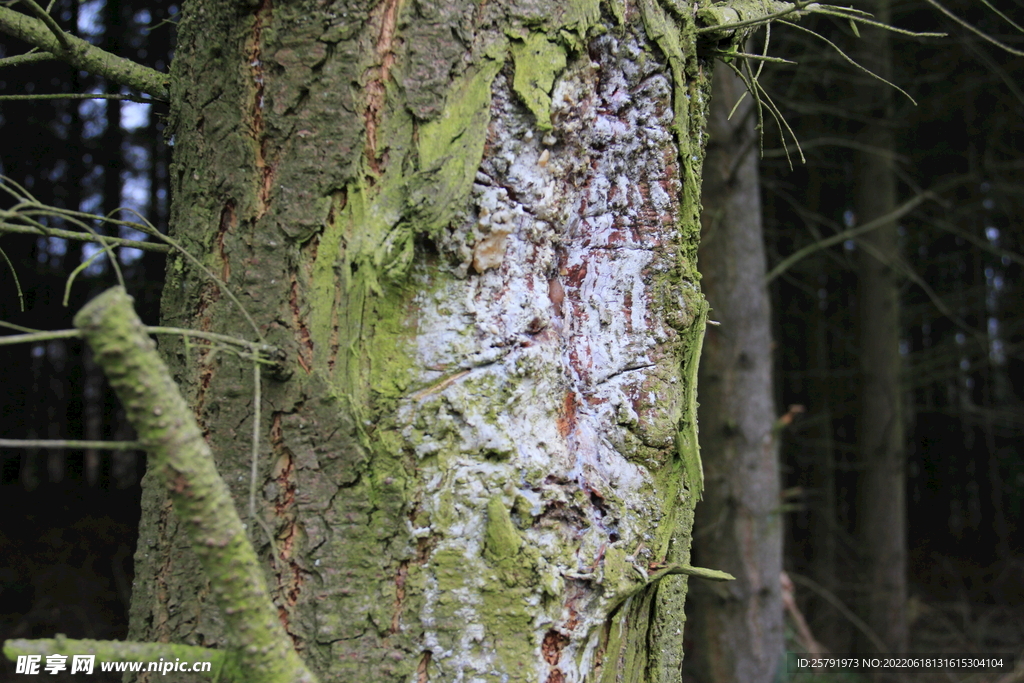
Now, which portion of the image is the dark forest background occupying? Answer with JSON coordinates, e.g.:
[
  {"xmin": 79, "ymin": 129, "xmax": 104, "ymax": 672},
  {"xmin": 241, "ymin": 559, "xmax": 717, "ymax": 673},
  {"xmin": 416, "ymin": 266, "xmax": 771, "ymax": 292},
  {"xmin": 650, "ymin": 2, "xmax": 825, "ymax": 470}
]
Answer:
[
  {"xmin": 1, "ymin": 0, "xmax": 1022, "ymax": 681},
  {"xmin": 761, "ymin": 0, "xmax": 1024, "ymax": 670}
]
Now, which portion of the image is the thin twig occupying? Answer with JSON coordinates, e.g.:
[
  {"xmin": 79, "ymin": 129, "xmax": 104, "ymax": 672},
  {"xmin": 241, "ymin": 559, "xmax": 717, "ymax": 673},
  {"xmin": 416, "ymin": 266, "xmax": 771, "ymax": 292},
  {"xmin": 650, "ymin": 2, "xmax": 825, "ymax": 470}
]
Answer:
[
  {"xmin": 753, "ymin": 70, "xmax": 805, "ymax": 165},
  {"xmin": 922, "ymin": 0, "xmax": 1024, "ymax": 56},
  {"xmin": 0, "ymin": 243, "xmax": 24, "ymax": 311},
  {"xmin": 0, "ymin": 324, "xmax": 279, "ymax": 359},
  {"xmin": 0, "ymin": 92, "xmax": 157, "ymax": 102},
  {"xmin": 0, "ymin": 50, "xmax": 54, "ymax": 68},
  {"xmin": 248, "ymin": 362, "xmax": 281, "ymax": 569},
  {"xmin": 779, "ymin": 19, "xmax": 918, "ymax": 105},
  {"xmin": 0, "ymin": 328, "xmax": 82, "ymax": 346},
  {"xmin": 117, "ymin": 207, "xmax": 268, "ymax": 344},
  {"xmin": 978, "ymin": 0, "xmax": 1024, "ymax": 35},
  {"xmin": 714, "ymin": 50, "xmax": 796, "ymax": 64},
  {"xmin": 0, "ymin": 221, "xmax": 172, "ymax": 252},
  {"xmin": 812, "ymin": 5, "xmax": 946, "ymax": 38},
  {"xmin": 0, "ymin": 178, "xmax": 265, "ymax": 343},
  {"xmin": 0, "ymin": 438, "xmax": 142, "ymax": 450}
]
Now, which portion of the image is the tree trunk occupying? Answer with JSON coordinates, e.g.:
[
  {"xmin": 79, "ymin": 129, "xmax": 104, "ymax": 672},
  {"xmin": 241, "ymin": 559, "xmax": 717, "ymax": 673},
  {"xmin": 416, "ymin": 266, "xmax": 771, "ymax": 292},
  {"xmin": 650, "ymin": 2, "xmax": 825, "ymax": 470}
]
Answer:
[
  {"xmin": 687, "ymin": 59, "xmax": 783, "ymax": 683},
  {"xmin": 854, "ymin": 0, "xmax": 908, "ymax": 660},
  {"xmin": 129, "ymin": 0, "xmax": 713, "ymax": 680}
]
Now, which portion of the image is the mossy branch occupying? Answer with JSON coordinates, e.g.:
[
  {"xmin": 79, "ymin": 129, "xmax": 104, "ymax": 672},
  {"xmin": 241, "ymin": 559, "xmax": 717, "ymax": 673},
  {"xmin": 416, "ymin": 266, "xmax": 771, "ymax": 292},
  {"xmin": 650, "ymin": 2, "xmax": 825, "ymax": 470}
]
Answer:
[
  {"xmin": 0, "ymin": 49, "xmax": 55, "ymax": 68},
  {"xmin": 653, "ymin": 563, "xmax": 736, "ymax": 582},
  {"xmin": 698, "ymin": 1, "xmax": 819, "ymax": 40},
  {"xmin": 3, "ymin": 637, "xmax": 226, "ymax": 680},
  {"xmin": 0, "ymin": 323, "xmax": 280, "ymax": 359},
  {"xmin": 0, "ymin": 5, "xmax": 168, "ymax": 99},
  {"xmin": 0, "ymin": 438, "xmax": 142, "ymax": 450},
  {"xmin": 0, "ymin": 221, "xmax": 171, "ymax": 252},
  {"xmin": 54, "ymin": 287, "xmax": 317, "ymax": 683}
]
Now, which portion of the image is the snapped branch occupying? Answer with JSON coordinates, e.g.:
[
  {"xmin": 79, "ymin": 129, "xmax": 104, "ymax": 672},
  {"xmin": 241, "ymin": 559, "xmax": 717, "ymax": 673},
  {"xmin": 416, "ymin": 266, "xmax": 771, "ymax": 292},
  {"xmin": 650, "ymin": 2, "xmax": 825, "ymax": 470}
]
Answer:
[{"xmin": 66, "ymin": 288, "xmax": 314, "ymax": 683}]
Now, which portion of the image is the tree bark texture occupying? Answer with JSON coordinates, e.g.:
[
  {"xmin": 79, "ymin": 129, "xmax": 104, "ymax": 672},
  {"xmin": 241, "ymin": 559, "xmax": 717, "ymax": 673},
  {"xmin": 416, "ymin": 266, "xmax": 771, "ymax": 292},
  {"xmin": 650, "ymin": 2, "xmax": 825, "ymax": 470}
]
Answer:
[
  {"xmin": 688, "ymin": 59, "xmax": 783, "ymax": 683},
  {"xmin": 129, "ymin": 0, "xmax": 714, "ymax": 681},
  {"xmin": 854, "ymin": 0, "xmax": 908, "ymax": 659}
]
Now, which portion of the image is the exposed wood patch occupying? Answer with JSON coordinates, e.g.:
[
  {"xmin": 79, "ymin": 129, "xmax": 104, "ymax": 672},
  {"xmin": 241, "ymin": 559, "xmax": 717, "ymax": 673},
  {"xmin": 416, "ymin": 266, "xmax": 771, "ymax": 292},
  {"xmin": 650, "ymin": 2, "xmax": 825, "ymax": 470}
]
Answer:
[
  {"xmin": 217, "ymin": 200, "xmax": 235, "ymax": 282},
  {"xmin": 289, "ymin": 275, "xmax": 313, "ymax": 373},
  {"xmin": 415, "ymin": 650, "xmax": 431, "ymax": 683},
  {"xmin": 268, "ymin": 412, "xmax": 305, "ymax": 640},
  {"xmin": 248, "ymin": 0, "xmax": 274, "ymax": 218},
  {"xmin": 390, "ymin": 560, "xmax": 408, "ymax": 634},
  {"xmin": 542, "ymin": 629, "xmax": 570, "ymax": 682},
  {"xmin": 362, "ymin": 0, "xmax": 401, "ymax": 176}
]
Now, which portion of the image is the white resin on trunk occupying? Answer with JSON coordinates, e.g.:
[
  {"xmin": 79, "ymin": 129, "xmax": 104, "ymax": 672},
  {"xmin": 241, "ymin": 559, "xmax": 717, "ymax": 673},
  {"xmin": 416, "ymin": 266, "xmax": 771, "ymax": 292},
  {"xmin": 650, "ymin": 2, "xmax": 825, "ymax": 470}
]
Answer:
[{"xmin": 396, "ymin": 32, "xmax": 695, "ymax": 681}]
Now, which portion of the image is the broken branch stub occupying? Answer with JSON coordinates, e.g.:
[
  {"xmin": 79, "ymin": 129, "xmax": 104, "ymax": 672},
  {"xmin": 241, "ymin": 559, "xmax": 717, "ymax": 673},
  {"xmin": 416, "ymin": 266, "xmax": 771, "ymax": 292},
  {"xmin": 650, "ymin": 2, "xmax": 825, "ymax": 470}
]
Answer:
[{"xmin": 72, "ymin": 286, "xmax": 316, "ymax": 683}]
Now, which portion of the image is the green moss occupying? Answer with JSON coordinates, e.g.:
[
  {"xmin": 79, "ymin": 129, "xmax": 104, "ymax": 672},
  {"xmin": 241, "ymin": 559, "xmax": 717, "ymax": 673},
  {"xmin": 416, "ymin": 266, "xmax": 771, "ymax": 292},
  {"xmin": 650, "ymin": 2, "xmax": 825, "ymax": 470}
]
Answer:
[
  {"xmin": 484, "ymin": 495, "xmax": 544, "ymax": 588},
  {"xmin": 484, "ymin": 496, "xmax": 523, "ymax": 562},
  {"xmin": 600, "ymin": 545, "xmax": 645, "ymax": 606},
  {"xmin": 561, "ymin": 0, "xmax": 603, "ymax": 43},
  {"xmin": 510, "ymin": 33, "xmax": 568, "ymax": 131},
  {"xmin": 365, "ymin": 283, "xmax": 417, "ymax": 405},
  {"xmin": 412, "ymin": 57, "xmax": 505, "ymax": 236},
  {"xmin": 477, "ymin": 584, "xmax": 536, "ymax": 675},
  {"xmin": 676, "ymin": 298, "xmax": 707, "ymax": 500}
]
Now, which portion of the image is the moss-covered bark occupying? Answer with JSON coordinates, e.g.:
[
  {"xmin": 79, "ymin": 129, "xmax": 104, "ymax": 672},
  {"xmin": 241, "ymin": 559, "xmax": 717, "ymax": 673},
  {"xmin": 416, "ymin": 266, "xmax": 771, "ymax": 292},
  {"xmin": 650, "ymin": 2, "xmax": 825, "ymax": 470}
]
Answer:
[{"xmin": 135, "ymin": 0, "xmax": 714, "ymax": 680}]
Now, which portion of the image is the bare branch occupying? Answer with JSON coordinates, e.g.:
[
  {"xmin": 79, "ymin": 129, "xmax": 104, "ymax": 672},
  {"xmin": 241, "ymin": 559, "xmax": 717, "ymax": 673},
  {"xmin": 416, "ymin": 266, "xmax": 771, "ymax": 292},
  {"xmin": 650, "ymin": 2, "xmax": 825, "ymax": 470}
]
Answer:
[
  {"xmin": 765, "ymin": 177, "xmax": 968, "ymax": 282},
  {"xmin": 921, "ymin": 0, "xmax": 1024, "ymax": 56},
  {"xmin": 0, "ymin": 438, "xmax": 142, "ymax": 450},
  {"xmin": 0, "ymin": 50, "xmax": 54, "ymax": 68}
]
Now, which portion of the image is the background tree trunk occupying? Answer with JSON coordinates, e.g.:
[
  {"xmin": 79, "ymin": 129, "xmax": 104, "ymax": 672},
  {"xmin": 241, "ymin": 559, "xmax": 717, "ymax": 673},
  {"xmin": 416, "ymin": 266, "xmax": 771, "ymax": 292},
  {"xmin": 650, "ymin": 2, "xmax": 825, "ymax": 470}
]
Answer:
[
  {"xmin": 687, "ymin": 59, "xmax": 784, "ymax": 683},
  {"xmin": 128, "ymin": 0, "xmax": 713, "ymax": 680},
  {"xmin": 854, "ymin": 0, "xmax": 908, "ymax": 661}
]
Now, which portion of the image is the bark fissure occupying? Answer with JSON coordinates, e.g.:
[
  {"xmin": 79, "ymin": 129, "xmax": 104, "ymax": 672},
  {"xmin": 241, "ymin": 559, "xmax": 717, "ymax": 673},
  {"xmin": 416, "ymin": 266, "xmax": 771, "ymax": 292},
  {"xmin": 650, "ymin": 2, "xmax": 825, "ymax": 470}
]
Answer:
[
  {"xmin": 248, "ymin": 0, "xmax": 273, "ymax": 219},
  {"xmin": 289, "ymin": 275, "xmax": 314, "ymax": 374},
  {"xmin": 363, "ymin": 0, "xmax": 403, "ymax": 176}
]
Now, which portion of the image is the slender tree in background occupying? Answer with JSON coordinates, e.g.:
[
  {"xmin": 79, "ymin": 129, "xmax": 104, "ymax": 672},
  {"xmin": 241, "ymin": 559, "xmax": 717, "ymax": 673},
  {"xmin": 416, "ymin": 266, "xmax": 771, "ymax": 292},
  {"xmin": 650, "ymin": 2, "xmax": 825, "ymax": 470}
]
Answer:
[
  {"xmin": 852, "ymin": 0, "xmax": 909, "ymax": 658},
  {"xmin": 688, "ymin": 58, "xmax": 784, "ymax": 683}
]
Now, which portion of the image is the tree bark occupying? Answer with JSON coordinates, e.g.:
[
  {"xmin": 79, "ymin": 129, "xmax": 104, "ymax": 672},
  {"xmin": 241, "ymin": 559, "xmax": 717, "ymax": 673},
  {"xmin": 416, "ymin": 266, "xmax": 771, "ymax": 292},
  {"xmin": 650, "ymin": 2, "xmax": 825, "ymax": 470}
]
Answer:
[
  {"xmin": 128, "ymin": 0, "xmax": 714, "ymax": 680},
  {"xmin": 688, "ymin": 59, "xmax": 784, "ymax": 683},
  {"xmin": 854, "ymin": 0, "xmax": 908, "ymax": 661}
]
